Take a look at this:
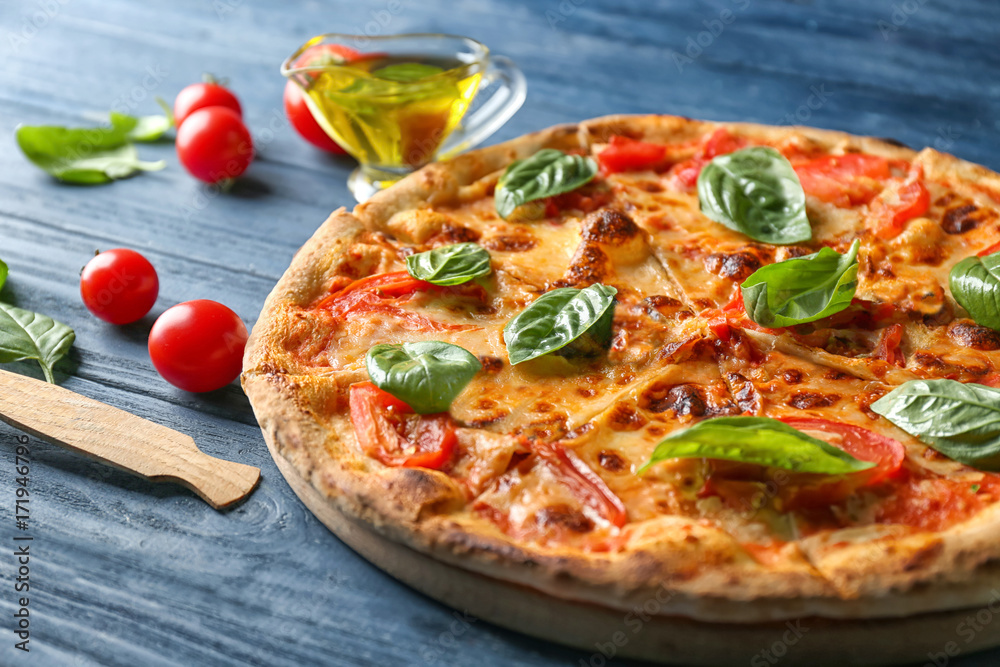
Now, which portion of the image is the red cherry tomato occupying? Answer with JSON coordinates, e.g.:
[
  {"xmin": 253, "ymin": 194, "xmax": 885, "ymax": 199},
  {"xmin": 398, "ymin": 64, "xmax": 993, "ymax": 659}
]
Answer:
[
  {"xmin": 175, "ymin": 107, "xmax": 253, "ymax": 183},
  {"xmin": 792, "ymin": 154, "xmax": 891, "ymax": 207},
  {"xmin": 779, "ymin": 417, "xmax": 905, "ymax": 484},
  {"xmin": 284, "ymin": 44, "xmax": 361, "ymax": 154},
  {"xmin": 869, "ymin": 166, "xmax": 930, "ymax": 240},
  {"xmin": 597, "ymin": 136, "xmax": 667, "ymax": 174},
  {"xmin": 173, "ymin": 81, "xmax": 242, "ymax": 128},
  {"xmin": 80, "ymin": 249, "xmax": 159, "ymax": 324},
  {"xmin": 348, "ymin": 381, "xmax": 456, "ymax": 469},
  {"xmin": 283, "ymin": 82, "xmax": 347, "ymax": 154},
  {"xmin": 148, "ymin": 300, "xmax": 248, "ymax": 393}
]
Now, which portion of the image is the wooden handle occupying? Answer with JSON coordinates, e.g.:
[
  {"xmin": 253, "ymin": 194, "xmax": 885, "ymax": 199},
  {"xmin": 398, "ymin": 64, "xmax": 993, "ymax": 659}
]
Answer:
[{"xmin": 0, "ymin": 369, "xmax": 260, "ymax": 510}]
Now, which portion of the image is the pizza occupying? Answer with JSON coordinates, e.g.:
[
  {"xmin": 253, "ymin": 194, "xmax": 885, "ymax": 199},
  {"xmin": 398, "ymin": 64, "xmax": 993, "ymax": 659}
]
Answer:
[{"xmin": 241, "ymin": 115, "xmax": 1000, "ymax": 638}]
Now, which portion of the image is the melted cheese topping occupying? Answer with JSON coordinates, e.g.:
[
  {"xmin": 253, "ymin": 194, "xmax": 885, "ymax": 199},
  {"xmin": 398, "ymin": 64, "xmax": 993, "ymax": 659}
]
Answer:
[{"xmin": 293, "ymin": 127, "xmax": 1000, "ymax": 564}]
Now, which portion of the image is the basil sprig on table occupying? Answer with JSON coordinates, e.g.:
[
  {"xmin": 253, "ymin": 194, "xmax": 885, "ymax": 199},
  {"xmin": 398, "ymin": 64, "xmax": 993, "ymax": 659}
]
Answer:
[
  {"xmin": 0, "ymin": 260, "xmax": 75, "ymax": 384},
  {"xmin": 365, "ymin": 341, "xmax": 481, "ymax": 414},
  {"xmin": 871, "ymin": 379, "xmax": 1000, "ymax": 470},
  {"xmin": 405, "ymin": 243, "xmax": 491, "ymax": 286},
  {"xmin": 638, "ymin": 416, "xmax": 874, "ymax": 475},
  {"xmin": 495, "ymin": 149, "xmax": 598, "ymax": 219},
  {"xmin": 16, "ymin": 107, "xmax": 172, "ymax": 185},
  {"xmin": 741, "ymin": 240, "xmax": 860, "ymax": 328},
  {"xmin": 697, "ymin": 146, "xmax": 811, "ymax": 244},
  {"xmin": 504, "ymin": 284, "xmax": 617, "ymax": 365},
  {"xmin": 949, "ymin": 251, "xmax": 1000, "ymax": 332}
]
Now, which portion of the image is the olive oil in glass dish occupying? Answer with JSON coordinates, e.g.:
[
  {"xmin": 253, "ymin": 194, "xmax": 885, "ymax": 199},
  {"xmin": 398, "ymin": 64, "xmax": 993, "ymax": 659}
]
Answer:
[{"xmin": 282, "ymin": 34, "xmax": 526, "ymax": 202}]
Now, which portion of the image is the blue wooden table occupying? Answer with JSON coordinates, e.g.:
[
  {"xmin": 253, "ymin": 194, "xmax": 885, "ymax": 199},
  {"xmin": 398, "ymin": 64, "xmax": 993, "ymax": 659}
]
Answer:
[{"xmin": 1, "ymin": 1, "xmax": 999, "ymax": 665}]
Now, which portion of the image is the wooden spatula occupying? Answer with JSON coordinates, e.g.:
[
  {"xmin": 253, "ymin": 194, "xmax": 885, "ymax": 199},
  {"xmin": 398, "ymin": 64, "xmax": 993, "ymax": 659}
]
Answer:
[{"xmin": 0, "ymin": 368, "xmax": 260, "ymax": 510}]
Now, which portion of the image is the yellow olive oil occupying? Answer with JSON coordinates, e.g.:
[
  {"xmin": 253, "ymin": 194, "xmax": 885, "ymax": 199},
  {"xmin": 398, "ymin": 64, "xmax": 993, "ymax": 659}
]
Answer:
[{"xmin": 300, "ymin": 54, "xmax": 483, "ymax": 168}]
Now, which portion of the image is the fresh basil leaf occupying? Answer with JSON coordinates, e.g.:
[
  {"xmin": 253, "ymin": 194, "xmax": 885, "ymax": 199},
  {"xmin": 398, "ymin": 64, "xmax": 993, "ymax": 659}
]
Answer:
[
  {"xmin": 0, "ymin": 259, "xmax": 7, "ymax": 292},
  {"xmin": 871, "ymin": 379, "xmax": 1000, "ymax": 470},
  {"xmin": 0, "ymin": 302, "xmax": 75, "ymax": 384},
  {"xmin": 950, "ymin": 252, "xmax": 1000, "ymax": 332},
  {"xmin": 504, "ymin": 284, "xmax": 617, "ymax": 364},
  {"xmin": 111, "ymin": 111, "xmax": 173, "ymax": 142},
  {"xmin": 495, "ymin": 149, "xmax": 599, "ymax": 219},
  {"xmin": 366, "ymin": 341, "xmax": 481, "ymax": 414},
  {"xmin": 698, "ymin": 146, "xmax": 811, "ymax": 244},
  {"xmin": 372, "ymin": 63, "xmax": 445, "ymax": 82},
  {"xmin": 16, "ymin": 124, "xmax": 165, "ymax": 184},
  {"xmin": 741, "ymin": 240, "xmax": 859, "ymax": 328},
  {"xmin": 638, "ymin": 416, "xmax": 874, "ymax": 475},
  {"xmin": 405, "ymin": 243, "xmax": 492, "ymax": 286}
]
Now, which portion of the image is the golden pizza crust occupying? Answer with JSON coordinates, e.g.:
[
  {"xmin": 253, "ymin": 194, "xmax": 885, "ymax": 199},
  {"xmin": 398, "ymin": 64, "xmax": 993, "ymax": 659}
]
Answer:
[{"xmin": 243, "ymin": 114, "xmax": 1000, "ymax": 622}]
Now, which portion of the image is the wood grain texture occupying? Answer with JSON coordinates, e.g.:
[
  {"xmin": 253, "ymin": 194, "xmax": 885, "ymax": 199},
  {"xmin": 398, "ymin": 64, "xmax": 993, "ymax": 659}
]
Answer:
[
  {"xmin": 0, "ymin": 0, "xmax": 999, "ymax": 665},
  {"xmin": 0, "ymin": 369, "xmax": 259, "ymax": 509}
]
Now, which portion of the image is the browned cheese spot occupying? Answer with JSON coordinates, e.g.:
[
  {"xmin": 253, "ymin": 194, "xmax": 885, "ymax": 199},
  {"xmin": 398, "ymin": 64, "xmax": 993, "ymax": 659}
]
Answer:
[
  {"xmin": 608, "ymin": 402, "xmax": 648, "ymax": 431},
  {"xmin": 478, "ymin": 355, "xmax": 504, "ymax": 373},
  {"xmin": 941, "ymin": 202, "xmax": 998, "ymax": 235},
  {"xmin": 642, "ymin": 383, "xmax": 707, "ymax": 417},
  {"xmin": 788, "ymin": 392, "xmax": 840, "ymax": 409},
  {"xmin": 481, "ymin": 232, "xmax": 537, "ymax": 252},
  {"xmin": 534, "ymin": 504, "xmax": 594, "ymax": 533},
  {"xmin": 704, "ymin": 251, "xmax": 762, "ymax": 281},
  {"xmin": 598, "ymin": 450, "xmax": 628, "ymax": 472},
  {"xmin": 948, "ymin": 320, "xmax": 1000, "ymax": 351}
]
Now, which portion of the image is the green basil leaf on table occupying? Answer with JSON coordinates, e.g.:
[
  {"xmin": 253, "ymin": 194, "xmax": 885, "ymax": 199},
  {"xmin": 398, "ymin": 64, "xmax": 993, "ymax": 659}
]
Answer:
[
  {"xmin": 0, "ymin": 259, "xmax": 7, "ymax": 292},
  {"xmin": 504, "ymin": 284, "xmax": 617, "ymax": 364},
  {"xmin": 741, "ymin": 240, "xmax": 859, "ymax": 328},
  {"xmin": 110, "ymin": 111, "xmax": 173, "ymax": 142},
  {"xmin": 638, "ymin": 416, "xmax": 875, "ymax": 475},
  {"xmin": 365, "ymin": 341, "xmax": 481, "ymax": 414},
  {"xmin": 495, "ymin": 149, "xmax": 599, "ymax": 219},
  {"xmin": 15, "ymin": 109, "xmax": 171, "ymax": 184},
  {"xmin": 372, "ymin": 63, "xmax": 446, "ymax": 82},
  {"xmin": 871, "ymin": 379, "xmax": 1000, "ymax": 470},
  {"xmin": 950, "ymin": 252, "xmax": 1000, "ymax": 332},
  {"xmin": 16, "ymin": 124, "xmax": 166, "ymax": 184},
  {"xmin": 697, "ymin": 146, "xmax": 811, "ymax": 244},
  {"xmin": 405, "ymin": 243, "xmax": 492, "ymax": 286},
  {"xmin": 0, "ymin": 302, "xmax": 75, "ymax": 384}
]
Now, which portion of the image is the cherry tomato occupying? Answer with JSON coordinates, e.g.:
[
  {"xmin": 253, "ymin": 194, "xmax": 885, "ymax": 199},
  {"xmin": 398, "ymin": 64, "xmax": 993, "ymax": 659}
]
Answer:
[
  {"xmin": 597, "ymin": 136, "xmax": 667, "ymax": 174},
  {"xmin": 348, "ymin": 381, "xmax": 456, "ymax": 469},
  {"xmin": 779, "ymin": 417, "xmax": 905, "ymax": 484},
  {"xmin": 175, "ymin": 107, "xmax": 253, "ymax": 183},
  {"xmin": 284, "ymin": 44, "xmax": 361, "ymax": 154},
  {"xmin": 284, "ymin": 83, "xmax": 347, "ymax": 154},
  {"xmin": 869, "ymin": 166, "xmax": 930, "ymax": 240},
  {"xmin": 148, "ymin": 300, "xmax": 248, "ymax": 393},
  {"xmin": 173, "ymin": 81, "xmax": 242, "ymax": 128},
  {"xmin": 873, "ymin": 323, "xmax": 906, "ymax": 367},
  {"xmin": 668, "ymin": 128, "xmax": 748, "ymax": 188},
  {"xmin": 80, "ymin": 249, "xmax": 159, "ymax": 324},
  {"xmin": 314, "ymin": 271, "xmax": 481, "ymax": 331},
  {"xmin": 792, "ymin": 154, "xmax": 891, "ymax": 207},
  {"xmin": 532, "ymin": 440, "xmax": 628, "ymax": 527}
]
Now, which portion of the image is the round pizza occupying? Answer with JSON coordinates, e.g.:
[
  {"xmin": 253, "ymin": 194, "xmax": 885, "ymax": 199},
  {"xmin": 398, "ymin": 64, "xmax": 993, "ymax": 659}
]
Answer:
[{"xmin": 242, "ymin": 115, "xmax": 1000, "ymax": 652}]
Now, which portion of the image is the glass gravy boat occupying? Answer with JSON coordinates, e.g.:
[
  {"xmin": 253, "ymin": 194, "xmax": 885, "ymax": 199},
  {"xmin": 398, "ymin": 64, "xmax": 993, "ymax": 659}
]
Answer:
[{"xmin": 281, "ymin": 33, "xmax": 526, "ymax": 202}]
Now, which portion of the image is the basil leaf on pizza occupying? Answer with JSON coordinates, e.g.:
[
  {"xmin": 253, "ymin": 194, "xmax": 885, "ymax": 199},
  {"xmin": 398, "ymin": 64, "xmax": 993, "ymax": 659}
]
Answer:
[
  {"xmin": 495, "ymin": 149, "xmax": 598, "ymax": 219},
  {"xmin": 365, "ymin": 341, "xmax": 481, "ymax": 414},
  {"xmin": 698, "ymin": 146, "xmax": 811, "ymax": 244},
  {"xmin": 405, "ymin": 243, "xmax": 492, "ymax": 286},
  {"xmin": 950, "ymin": 252, "xmax": 1000, "ymax": 332},
  {"xmin": 504, "ymin": 284, "xmax": 617, "ymax": 364},
  {"xmin": 639, "ymin": 416, "xmax": 875, "ymax": 475},
  {"xmin": 741, "ymin": 240, "xmax": 859, "ymax": 328},
  {"xmin": 871, "ymin": 379, "xmax": 1000, "ymax": 470}
]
